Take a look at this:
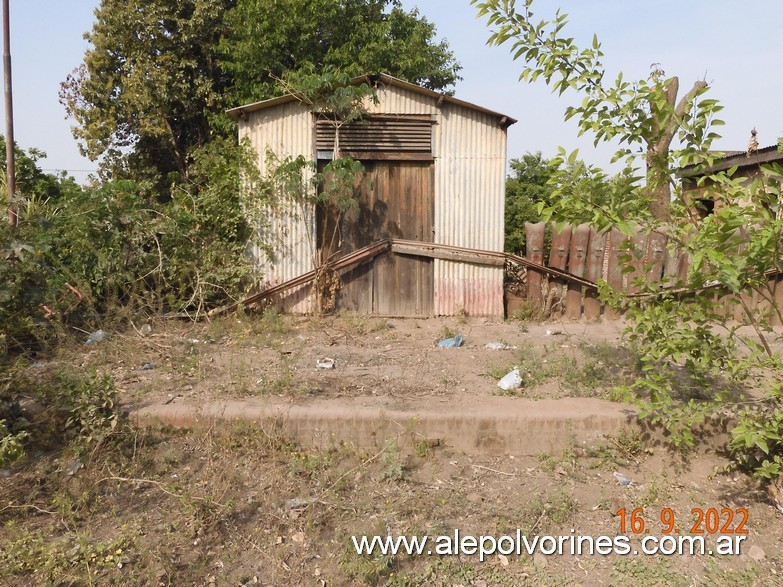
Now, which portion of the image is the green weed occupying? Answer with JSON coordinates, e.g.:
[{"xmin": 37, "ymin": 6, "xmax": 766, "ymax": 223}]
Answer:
[{"xmin": 382, "ymin": 441, "xmax": 406, "ymax": 481}]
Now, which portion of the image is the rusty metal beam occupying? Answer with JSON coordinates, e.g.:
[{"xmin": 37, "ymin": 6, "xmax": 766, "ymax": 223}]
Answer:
[
  {"xmin": 207, "ymin": 240, "xmax": 392, "ymax": 317},
  {"xmin": 205, "ymin": 237, "xmax": 615, "ymax": 320},
  {"xmin": 392, "ymin": 239, "xmax": 598, "ymax": 287},
  {"xmin": 391, "ymin": 241, "xmax": 505, "ymax": 266}
]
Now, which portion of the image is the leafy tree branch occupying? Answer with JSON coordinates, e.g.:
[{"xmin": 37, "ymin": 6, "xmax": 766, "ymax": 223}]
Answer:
[{"xmin": 472, "ymin": 0, "xmax": 721, "ymax": 221}]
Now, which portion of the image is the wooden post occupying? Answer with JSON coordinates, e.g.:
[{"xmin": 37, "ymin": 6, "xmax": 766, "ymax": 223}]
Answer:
[
  {"xmin": 565, "ymin": 224, "xmax": 590, "ymax": 320},
  {"xmin": 604, "ymin": 230, "xmax": 626, "ymax": 319},
  {"xmin": 548, "ymin": 223, "xmax": 572, "ymax": 270},
  {"xmin": 584, "ymin": 228, "xmax": 607, "ymax": 321},
  {"xmin": 525, "ymin": 221, "xmax": 545, "ymax": 307},
  {"xmin": 3, "ymin": 0, "xmax": 15, "ymax": 226},
  {"xmin": 548, "ymin": 223, "xmax": 572, "ymax": 317},
  {"xmin": 627, "ymin": 230, "xmax": 649, "ymax": 294},
  {"xmin": 645, "ymin": 232, "xmax": 668, "ymax": 286},
  {"xmin": 773, "ymin": 276, "xmax": 783, "ymax": 327}
]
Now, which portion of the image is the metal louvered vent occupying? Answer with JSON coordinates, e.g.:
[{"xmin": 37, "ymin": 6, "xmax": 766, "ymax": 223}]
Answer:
[{"xmin": 316, "ymin": 114, "xmax": 434, "ymax": 161}]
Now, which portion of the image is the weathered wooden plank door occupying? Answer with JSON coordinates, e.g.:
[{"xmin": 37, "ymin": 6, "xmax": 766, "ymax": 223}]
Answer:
[
  {"xmin": 371, "ymin": 162, "xmax": 434, "ymax": 315},
  {"xmin": 318, "ymin": 160, "xmax": 434, "ymax": 315}
]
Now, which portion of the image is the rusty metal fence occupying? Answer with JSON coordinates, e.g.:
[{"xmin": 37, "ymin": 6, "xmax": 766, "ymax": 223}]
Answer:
[
  {"xmin": 520, "ymin": 221, "xmax": 783, "ymax": 324},
  {"xmin": 206, "ymin": 226, "xmax": 783, "ymax": 322}
]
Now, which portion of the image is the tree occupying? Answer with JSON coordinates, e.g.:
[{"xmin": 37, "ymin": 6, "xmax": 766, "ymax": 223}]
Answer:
[
  {"xmin": 475, "ymin": 1, "xmax": 783, "ymax": 482},
  {"xmin": 222, "ymin": 0, "xmax": 461, "ymax": 105},
  {"xmin": 260, "ymin": 69, "xmax": 377, "ymax": 314},
  {"xmin": 503, "ymin": 151, "xmax": 629, "ymax": 253},
  {"xmin": 60, "ymin": 0, "xmax": 234, "ymax": 191},
  {"xmin": 472, "ymin": 0, "xmax": 721, "ymax": 221},
  {"xmin": 503, "ymin": 152, "xmax": 553, "ymax": 254},
  {"xmin": 0, "ymin": 137, "xmax": 82, "ymax": 203},
  {"xmin": 61, "ymin": 0, "xmax": 461, "ymax": 190}
]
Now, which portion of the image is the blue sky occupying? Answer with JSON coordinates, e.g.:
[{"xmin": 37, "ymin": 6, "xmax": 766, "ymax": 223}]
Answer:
[{"xmin": 2, "ymin": 1, "xmax": 782, "ymax": 183}]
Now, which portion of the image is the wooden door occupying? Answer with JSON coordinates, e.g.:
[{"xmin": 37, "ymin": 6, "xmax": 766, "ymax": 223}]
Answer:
[{"xmin": 317, "ymin": 160, "xmax": 434, "ymax": 315}]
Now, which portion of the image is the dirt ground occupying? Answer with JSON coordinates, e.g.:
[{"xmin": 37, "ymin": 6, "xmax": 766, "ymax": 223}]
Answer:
[
  {"xmin": 2, "ymin": 312, "xmax": 783, "ymax": 586},
  {"xmin": 111, "ymin": 312, "xmax": 629, "ymax": 409}
]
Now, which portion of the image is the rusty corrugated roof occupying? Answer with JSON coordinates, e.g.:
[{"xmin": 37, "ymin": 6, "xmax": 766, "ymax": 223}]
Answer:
[{"xmin": 679, "ymin": 145, "xmax": 782, "ymax": 177}]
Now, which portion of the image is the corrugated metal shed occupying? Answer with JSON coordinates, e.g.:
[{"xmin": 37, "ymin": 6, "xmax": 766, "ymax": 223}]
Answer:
[
  {"xmin": 240, "ymin": 100, "xmax": 316, "ymax": 313},
  {"xmin": 230, "ymin": 74, "xmax": 516, "ymax": 317}
]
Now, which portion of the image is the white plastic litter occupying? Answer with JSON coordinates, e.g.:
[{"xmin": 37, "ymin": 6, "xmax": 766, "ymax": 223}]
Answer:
[
  {"xmin": 485, "ymin": 341, "xmax": 518, "ymax": 350},
  {"xmin": 497, "ymin": 368, "xmax": 523, "ymax": 391},
  {"xmin": 613, "ymin": 471, "xmax": 633, "ymax": 486},
  {"xmin": 316, "ymin": 358, "xmax": 335, "ymax": 370},
  {"xmin": 86, "ymin": 330, "xmax": 107, "ymax": 344}
]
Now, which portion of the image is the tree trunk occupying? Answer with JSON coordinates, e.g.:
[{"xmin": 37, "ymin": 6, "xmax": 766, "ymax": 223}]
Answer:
[
  {"xmin": 646, "ymin": 77, "xmax": 708, "ymax": 221},
  {"xmin": 647, "ymin": 160, "xmax": 672, "ymax": 222}
]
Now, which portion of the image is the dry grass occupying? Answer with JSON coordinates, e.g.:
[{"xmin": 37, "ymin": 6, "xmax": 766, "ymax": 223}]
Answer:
[
  {"xmin": 3, "ymin": 315, "xmax": 781, "ymax": 585},
  {"xmin": 0, "ymin": 414, "xmax": 779, "ymax": 586}
]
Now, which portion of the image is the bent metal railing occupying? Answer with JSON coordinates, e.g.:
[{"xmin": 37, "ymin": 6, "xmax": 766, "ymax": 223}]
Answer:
[{"xmin": 209, "ymin": 224, "xmax": 783, "ymax": 323}]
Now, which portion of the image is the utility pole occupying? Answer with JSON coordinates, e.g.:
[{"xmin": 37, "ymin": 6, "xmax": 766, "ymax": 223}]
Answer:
[{"xmin": 3, "ymin": 0, "xmax": 15, "ymax": 226}]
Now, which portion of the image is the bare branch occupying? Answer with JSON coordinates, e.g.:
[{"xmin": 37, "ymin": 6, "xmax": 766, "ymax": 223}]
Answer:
[{"xmin": 657, "ymin": 79, "xmax": 707, "ymax": 153}]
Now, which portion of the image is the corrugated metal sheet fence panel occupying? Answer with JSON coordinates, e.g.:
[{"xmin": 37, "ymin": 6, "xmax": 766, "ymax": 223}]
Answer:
[{"xmin": 519, "ymin": 223, "xmax": 783, "ymax": 324}]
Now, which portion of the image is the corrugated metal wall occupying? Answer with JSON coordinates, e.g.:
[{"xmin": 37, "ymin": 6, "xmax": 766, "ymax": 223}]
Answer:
[
  {"xmin": 433, "ymin": 104, "xmax": 507, "ymax": 317},
  {"xmin": 366, "ymin": 84, "xmax": 435, "ymax": 116},
  {"xmin": 238, "ymin": 83, "xmax": 508, "ymax": 317},
  {"xmin": 242, "ymin": 101, "xmax": 316, "ymax": 313}
]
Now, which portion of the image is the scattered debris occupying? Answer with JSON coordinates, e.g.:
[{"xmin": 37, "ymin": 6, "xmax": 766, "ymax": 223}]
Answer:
[
  {"xmin": 545, "ymin": 328, "xmax": 563, "ymax": 336},
  {"xmin": 184, "ymin": 337, "xmax": 215, "ymax": 345},
  {"xmin": 613, "ymin": 471, "xmax": 632, "ymax": 486},
  {"xmin": 285, "ymin": 497, "xmax": 311, "ymax": 510},
  {"xmin": 316, "ymin": 358, "xmax": 335, "ymax": 370},
  {"xmin": 291, "ymin": 531, "xmax": 306, "ymax": 544},
  {"xmin": 484, "ymin": 341, "xmax": 517, "ymax": 350},
  {"xmin": 437, "ymin": 334, "xmax": 464, "ymax": 348},
  {"xmin": 140, "ymin": 362, "xmax": 156, "ymax": 371},
  {"xmin": 86, "ymin": 329, "xmax": 107, "ymax": 344},
  {"xmin": 497, "ymin": 368, "xmax": 522, "ymax": 391},
  {"xmin": 64, "ymin": 460, "xmax": 84, "ymax": 477}
]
